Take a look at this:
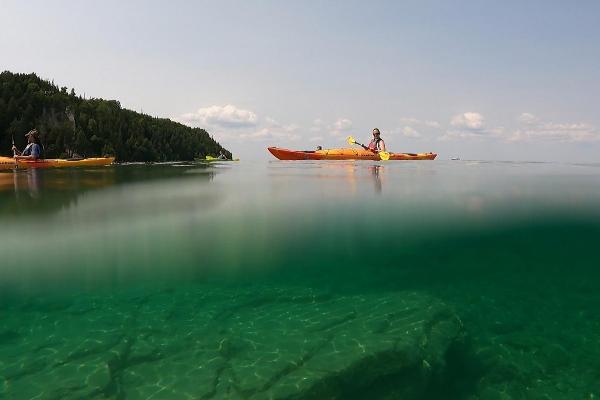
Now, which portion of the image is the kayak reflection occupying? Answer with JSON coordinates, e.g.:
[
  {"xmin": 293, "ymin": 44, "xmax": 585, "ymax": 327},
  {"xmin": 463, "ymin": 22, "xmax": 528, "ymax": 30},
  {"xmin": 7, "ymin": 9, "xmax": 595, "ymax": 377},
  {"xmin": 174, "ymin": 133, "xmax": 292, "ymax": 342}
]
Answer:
[
  {"xmin": 0, "ymin": 164, "xmax": 217, "ymax": 217},
  {"xmin": 0, "ymin": 169, "xmax": 42, "ymax": 200},
  {"xmin": 301, "ymin": 162, "xmax": 385, "ymax": 195},
  {"xmin": 0, "ymin": 168, "xmax": 115, "ymax": 216}
]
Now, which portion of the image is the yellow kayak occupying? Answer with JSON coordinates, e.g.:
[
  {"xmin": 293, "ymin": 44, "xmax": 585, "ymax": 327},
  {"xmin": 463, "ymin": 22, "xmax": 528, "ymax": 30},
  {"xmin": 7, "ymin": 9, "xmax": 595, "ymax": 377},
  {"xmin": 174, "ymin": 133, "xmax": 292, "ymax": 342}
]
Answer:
[
  {"xmin": 268, "ymin": 147, "xmax": 437, "ymax": 161},
  {"xmin": 196, "ymin": 156, "xmax": 240, "ymax": 162},
  {"xmin": 0, "ymin": 156, "xmax": 115, "ymax": 170}
]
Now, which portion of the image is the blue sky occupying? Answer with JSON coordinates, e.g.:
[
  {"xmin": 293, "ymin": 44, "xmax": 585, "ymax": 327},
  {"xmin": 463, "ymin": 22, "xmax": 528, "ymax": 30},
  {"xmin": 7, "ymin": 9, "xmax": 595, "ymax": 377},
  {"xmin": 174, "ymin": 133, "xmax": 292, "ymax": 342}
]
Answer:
[{"xmin": 1, "ymin": 0, "xmax": 599, "ymax": 161}]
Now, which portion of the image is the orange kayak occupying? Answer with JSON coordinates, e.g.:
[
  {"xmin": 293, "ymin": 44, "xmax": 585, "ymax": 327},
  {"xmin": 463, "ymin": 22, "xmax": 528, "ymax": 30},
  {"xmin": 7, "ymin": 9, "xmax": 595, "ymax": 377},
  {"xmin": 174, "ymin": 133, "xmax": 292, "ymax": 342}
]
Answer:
[
  {"xmin": 0, "ymin": 156, "xmax": 115, "ymax": 170},
  {"xmin": 268, "ymin": 147, "xmax": 437, "ymax": 161}
]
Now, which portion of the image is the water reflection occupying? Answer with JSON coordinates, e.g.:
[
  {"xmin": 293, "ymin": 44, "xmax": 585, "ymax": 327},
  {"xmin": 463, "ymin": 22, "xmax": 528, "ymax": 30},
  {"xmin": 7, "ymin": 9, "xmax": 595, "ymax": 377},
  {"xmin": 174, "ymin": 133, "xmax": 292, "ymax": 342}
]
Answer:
[
  {"xmin": 369, "ymin": 165, "xmax": 382, "ymax": 194},
  {"xmin": 271, "ymin": 162, "xmax": 386, "ymax": 195},
  {"xmin": 0, "ymin": 164, "xmax": 215, "ymax": 217},
  {"xmin": 0, "ymin": 169, "xmax": 42, "ymax": 199},
  {"xmin": 23, "ymin": 169, "xmax": 40, "ymax": 198}
]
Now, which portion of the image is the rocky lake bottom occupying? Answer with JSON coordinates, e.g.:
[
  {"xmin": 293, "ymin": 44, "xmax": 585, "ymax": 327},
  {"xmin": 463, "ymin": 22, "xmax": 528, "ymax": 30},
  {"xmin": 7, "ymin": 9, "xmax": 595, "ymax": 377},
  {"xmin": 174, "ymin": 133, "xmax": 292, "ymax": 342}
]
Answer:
[{"xmin": 2, "ymin": 275, "xmax": 599, "ymax": 400}]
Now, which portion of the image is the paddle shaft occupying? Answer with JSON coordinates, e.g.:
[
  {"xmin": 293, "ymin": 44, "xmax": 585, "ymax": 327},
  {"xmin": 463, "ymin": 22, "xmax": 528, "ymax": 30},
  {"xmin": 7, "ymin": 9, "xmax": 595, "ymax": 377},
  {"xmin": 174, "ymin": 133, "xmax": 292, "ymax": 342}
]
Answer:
[
  {"xmin": 11, "ymin": 135, "xmax": 19, "ymax": 168},
  {"xmin": 353, "ymin": 139, "xmax": 373, "ymax": 152}
]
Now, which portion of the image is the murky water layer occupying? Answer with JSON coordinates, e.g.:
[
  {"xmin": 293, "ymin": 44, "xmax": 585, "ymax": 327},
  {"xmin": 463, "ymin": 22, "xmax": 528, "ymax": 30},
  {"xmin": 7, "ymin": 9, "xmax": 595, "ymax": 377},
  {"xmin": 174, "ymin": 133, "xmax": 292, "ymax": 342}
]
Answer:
[{"xmin": 1, "ymin": 161, "xmax": 599, "ymax": 399}]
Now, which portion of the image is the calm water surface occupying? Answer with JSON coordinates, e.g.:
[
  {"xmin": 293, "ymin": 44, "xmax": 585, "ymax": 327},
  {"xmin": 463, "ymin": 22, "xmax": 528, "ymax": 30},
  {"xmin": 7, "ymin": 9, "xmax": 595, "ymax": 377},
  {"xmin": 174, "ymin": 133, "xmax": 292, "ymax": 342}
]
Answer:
[{"xmin": 1, "ymin": 160, "xmax": 599, "ymax": 399}]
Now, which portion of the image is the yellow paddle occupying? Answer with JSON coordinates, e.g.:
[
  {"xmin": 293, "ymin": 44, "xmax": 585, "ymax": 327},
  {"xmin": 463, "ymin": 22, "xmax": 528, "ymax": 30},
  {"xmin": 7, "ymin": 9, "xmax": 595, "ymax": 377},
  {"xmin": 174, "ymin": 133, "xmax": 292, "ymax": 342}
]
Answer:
[
  {"xmin": 346, "ymin": 135, "xmax": 359, "ymax": 146},
  {"xmin": 346, "ymin": 136, "xmax": 390, "ymax": 161}
]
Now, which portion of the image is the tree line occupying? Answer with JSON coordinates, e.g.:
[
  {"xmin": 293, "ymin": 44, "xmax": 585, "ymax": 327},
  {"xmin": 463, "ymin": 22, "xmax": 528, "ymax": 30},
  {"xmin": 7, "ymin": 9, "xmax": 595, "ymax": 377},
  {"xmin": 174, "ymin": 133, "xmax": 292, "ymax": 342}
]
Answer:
[{"xmin": 0, "ymin": 71, "xmax": 230, "ymax": 161}]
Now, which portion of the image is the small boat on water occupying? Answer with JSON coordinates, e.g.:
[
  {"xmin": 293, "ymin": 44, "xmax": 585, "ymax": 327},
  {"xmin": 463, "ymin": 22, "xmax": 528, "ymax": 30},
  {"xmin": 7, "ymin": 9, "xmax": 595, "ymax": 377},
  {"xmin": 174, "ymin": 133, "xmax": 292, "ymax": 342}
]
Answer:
[
  {"xmin": 195, "ymin": 156, "xmax": 240, "ymax": 162},
  {"xmin": 0, "ymin": 156, "xmax": 115, "ymax": 170},
  {"xmin": 268, "ymin": 147, "xmax": 436, "ymax": 161}
]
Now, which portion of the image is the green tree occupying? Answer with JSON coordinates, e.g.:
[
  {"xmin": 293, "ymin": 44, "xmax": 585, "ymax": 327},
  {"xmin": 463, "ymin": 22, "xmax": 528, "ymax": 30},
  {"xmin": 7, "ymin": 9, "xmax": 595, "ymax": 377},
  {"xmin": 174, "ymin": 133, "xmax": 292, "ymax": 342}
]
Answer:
[{"xmin": 0, "ymin": 71, "xmax": 230, "ymax": 161}]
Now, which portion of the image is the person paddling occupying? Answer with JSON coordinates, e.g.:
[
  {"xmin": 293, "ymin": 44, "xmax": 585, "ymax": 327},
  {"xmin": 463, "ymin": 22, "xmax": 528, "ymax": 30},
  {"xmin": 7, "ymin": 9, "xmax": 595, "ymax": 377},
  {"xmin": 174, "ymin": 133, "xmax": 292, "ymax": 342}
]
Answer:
[
  {"xmin": 346, "ymin": 129, "xmax": 390, "ymax": 160},
  {"xmin": 12, "ymin": 129, "xmax": 42, "ymax": 160},
  {"xmin": 366, "ymin": 128, "xmax": 386, "ymax": 153}
]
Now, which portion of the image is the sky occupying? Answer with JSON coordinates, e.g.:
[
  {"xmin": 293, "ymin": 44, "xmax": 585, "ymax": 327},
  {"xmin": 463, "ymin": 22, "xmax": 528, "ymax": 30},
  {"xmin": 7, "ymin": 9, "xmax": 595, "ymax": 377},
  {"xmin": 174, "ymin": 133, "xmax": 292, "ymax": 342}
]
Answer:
[{"xmin": 1, "ymin": 0, "xmax": 599, "ymax": 161}]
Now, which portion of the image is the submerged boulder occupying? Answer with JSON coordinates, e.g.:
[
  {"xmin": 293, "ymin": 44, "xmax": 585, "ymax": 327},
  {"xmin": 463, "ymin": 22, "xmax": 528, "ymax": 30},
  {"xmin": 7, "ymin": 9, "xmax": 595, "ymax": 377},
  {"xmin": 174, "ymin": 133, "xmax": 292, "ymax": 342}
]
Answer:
[{"xmin": 0, "ymin": 286, "xmax": 463, "ymax": 400}]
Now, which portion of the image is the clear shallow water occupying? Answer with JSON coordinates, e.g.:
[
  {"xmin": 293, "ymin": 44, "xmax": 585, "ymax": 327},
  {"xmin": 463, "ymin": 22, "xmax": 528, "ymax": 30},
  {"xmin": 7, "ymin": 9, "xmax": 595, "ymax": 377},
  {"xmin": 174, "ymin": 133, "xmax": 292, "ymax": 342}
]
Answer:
[{"xmin": 1, "ymin": 160, "xmax": 599, "ymax": 399}]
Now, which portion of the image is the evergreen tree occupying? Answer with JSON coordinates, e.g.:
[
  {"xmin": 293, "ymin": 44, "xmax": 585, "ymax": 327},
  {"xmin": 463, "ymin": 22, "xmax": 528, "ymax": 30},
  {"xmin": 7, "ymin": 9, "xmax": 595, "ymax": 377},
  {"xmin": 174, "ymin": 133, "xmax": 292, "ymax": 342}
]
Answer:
[{"xmin": 0, "ymin": 71, "xmax": 231, "ymax": 161}]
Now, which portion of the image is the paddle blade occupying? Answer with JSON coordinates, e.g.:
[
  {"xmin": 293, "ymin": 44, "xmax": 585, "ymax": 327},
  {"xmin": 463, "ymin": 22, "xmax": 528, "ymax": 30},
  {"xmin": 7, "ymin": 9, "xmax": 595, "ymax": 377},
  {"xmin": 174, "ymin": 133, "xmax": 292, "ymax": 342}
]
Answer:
[
  {"xmin": 379, "ymin": 151, "xmax": 390, "ymax": 161},
  {"xmin": 346, "ymin": 136, "xmax": 356, "ymax": 145},
  {"xmin": 205, "ymin": 155, "xmax": 216, "ymax": 160}
]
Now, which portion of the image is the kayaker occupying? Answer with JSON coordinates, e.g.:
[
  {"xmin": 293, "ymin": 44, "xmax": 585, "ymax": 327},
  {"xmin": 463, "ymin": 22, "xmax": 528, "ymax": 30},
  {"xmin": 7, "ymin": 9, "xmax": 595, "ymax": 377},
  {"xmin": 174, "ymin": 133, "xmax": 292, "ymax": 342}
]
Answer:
[
  {"xmin": 365, "ymin": 128, "xmax": 386, "ymax": 153},
  {"xmin": 13, "ymin": 130, "xmax": 42, "ymax": 160}
]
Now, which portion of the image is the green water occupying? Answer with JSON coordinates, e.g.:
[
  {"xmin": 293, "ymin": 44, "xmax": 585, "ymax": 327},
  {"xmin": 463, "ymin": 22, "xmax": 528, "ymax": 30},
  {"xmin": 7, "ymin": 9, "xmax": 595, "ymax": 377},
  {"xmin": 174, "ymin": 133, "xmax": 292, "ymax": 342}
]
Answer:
[{"xmin": 1, "ymin": 160, "xmax": 599, "ymax": 399}]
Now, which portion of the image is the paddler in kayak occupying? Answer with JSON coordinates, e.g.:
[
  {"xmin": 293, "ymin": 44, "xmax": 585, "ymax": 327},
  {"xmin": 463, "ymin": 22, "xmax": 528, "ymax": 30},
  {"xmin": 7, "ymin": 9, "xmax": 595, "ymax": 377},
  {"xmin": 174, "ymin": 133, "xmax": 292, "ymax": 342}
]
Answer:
[
  {"xmin": 12, "ymin": 129, "xmax": 42, "ymax": 160},
  {"xmin": 361, "ymin": 128, "xmax": 386, "ymax": 153}
]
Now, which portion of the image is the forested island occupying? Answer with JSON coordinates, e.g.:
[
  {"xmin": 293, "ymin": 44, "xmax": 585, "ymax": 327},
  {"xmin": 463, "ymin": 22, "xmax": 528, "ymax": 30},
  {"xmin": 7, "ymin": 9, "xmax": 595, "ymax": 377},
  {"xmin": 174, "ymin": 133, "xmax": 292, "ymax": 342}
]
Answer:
[{"xmin": 0, "ymin": 71, "xmax": 230, "ymax": 161}]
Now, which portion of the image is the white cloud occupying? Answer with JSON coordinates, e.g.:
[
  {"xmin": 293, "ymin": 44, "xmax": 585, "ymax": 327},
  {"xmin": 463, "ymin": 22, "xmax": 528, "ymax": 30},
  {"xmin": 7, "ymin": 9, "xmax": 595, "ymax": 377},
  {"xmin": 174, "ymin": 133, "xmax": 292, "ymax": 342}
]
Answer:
[
  {"xmin": 399, "ymin": 117, "xmax": 441, "ymax": 129},
  {"xmin": 179, "ymin": 104, "xmax": 258, "ymax": 128},
  {"xmin": 401, "ymin": 126, "xmax": 421, "ymax": 138},
  {"xmin": 437, "ymin": 112, "xmax": 598, "ymax": 143},
  {"xmin": 517, "ymin": 113, "xmax": 538, "ymax": 125},
  {"xmin": 389, "ymin": 117, "xmax": 440, "ymax": 140},
  {"xmin": 239, "ymin": 128, "xmax": 300, "ymax": 141},
  {"xmin": 330, "ymin": 118, "xmax": 353, "ymax": 136},
  {"xmin": 310, "ymin": 118, "xmax": 323, "ymax": 133},
  {"xmin": 333, "ymin": 118, "xmax": 352, "ymax": 131},
  {"xmin": 489, "ymin": 127, "xmax": 505, "ymax": 137},
  {"xmin": 450, "ymin": 112, "xmax": 485, "ymax": 130},
  {"xmin": 239, "ymin": 117, "xmax": 300, "ymax": 142},
  {"xmin": 439, "ymin": 130, "xmax": 484, "ymax": 141},
  {"xmin": 508, "ymin": 120, "xmax": 599, "ymax": 142},
  {"xmin": 399, "ymin": 117, "xmax": 420, "ymax": 125},
  {"xmin": 440, "ymin": 112, "xmax": 489, "ymax": 140},
  {"xmin": 507, "ymin": 113, "xmax": 599, "ymax": 142}
]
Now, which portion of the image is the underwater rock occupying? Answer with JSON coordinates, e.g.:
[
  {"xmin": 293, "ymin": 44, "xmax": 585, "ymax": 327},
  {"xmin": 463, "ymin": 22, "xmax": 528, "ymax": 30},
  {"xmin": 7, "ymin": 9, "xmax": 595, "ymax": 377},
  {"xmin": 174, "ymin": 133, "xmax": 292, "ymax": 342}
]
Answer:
[
  {"xmin": 123, "ymin": 287, "xmax": 464, "ymax": 399},
  {"xmin": 0, "ymin": 287, "xmax": 463, "ymax": 399}
]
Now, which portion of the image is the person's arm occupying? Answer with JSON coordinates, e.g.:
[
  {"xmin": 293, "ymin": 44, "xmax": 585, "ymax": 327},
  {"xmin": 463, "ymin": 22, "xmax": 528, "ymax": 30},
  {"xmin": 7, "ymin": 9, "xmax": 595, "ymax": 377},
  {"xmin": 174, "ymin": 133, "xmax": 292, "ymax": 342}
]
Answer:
[
  {"xmin": 15, "ymin": 154, "xmax": 37, "ymax": 160},
  {"xmin": 12, "ymin": 145, "xmax": 21, "ymax": 156},
  {"xmin": 379, "ymin": 140, "xmax": 386, "ymax": 152}
]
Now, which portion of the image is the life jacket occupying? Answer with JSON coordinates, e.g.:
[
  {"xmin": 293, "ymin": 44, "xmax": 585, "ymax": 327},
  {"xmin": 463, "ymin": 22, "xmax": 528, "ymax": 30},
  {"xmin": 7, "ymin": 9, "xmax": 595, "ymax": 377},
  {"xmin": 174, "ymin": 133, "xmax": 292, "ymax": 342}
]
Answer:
[
  {"xmin": 368, "ymin": 138, "xmax": 382, "ymax": 151},
  {"xmin": 22, "ymin": 143, "xmax": 42, "ymax": 159}
]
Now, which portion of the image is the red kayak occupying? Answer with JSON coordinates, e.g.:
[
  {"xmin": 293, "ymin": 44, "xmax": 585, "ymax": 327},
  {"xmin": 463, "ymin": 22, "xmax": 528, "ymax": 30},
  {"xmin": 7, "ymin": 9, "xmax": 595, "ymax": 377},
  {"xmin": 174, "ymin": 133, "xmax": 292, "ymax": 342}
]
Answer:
[{"xmin": 268, "ymin": 147, "xmax": 437, "ymax": 161}]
